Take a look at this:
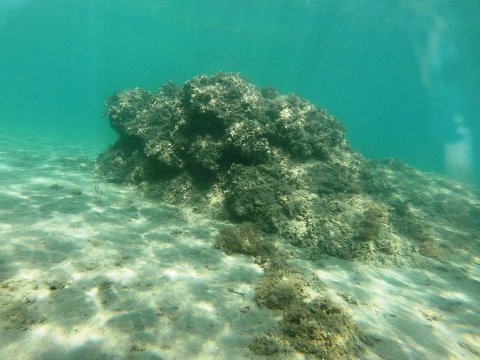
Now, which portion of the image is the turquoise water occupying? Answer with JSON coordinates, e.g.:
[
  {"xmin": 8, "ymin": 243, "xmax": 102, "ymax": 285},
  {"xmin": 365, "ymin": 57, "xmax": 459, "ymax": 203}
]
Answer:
[
  {"xmin": 0, "ymin": 0, "xmax": 479, "ymax": 183},
  {"xmin": 1, "ymin": 3, "xmax": 480, "ymax": 359}
]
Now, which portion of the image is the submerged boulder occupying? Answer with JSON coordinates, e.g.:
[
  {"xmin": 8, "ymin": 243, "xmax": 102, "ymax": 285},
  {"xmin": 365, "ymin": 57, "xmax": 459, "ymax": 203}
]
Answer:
[
  {"xmin": 97, "ymin": 72, "xmax": 396, "ymax": 261},
  {"xmin": 97, "ymin": 72, "xmax": 479, "ymax": 263}
]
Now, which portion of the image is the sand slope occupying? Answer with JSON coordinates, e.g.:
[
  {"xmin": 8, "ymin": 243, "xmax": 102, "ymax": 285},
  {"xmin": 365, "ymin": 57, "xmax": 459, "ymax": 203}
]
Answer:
[{"xmin": 0, "ymin": 136, "xmax": 479, "ymax": 359}]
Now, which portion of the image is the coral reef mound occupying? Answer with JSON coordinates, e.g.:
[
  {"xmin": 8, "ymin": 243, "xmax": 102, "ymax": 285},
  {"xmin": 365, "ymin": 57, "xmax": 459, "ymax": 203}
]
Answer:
[{"xmin": 97, "ymin": 72, "xmax": 480, "ymax": 264}]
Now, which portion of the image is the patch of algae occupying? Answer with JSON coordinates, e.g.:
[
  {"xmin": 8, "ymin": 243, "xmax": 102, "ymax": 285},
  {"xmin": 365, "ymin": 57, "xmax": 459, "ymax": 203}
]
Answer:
[
  {"xmin": 215, "ymin": 222, "xmax": 276, "ymax": 258},
  {"xmin": 281, "ymin": 297, "xmax": 363, "ymax": 358},
  {"xmin": 251, "ymin": 264, "xmax": 364, "ymax": 359},
  {"xmin": 215, "ymin": 222, "xmax": 365, "ymax": 359}
]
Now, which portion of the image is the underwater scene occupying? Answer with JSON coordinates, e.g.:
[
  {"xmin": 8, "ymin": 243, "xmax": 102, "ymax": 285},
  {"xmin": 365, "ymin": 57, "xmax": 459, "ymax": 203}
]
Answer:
[{"xmin": 0, "ymin": 1, "xmax": 479, "ymax": 359}]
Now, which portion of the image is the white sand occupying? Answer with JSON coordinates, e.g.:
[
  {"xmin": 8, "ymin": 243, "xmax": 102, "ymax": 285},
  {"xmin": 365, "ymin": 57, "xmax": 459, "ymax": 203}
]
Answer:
[{"xmin": 0, "ymin": 136, "xmax": 479, "ymax": 359}]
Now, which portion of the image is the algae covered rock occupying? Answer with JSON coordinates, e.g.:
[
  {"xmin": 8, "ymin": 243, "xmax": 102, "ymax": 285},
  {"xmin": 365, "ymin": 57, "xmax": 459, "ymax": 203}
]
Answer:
[
  {"xmin": 97, "ymin": 72, "xmax": 408, "ymax": 262},
  {"xmin": 100, "ymin": 73, "xmax": 348, "ymax": 177}
]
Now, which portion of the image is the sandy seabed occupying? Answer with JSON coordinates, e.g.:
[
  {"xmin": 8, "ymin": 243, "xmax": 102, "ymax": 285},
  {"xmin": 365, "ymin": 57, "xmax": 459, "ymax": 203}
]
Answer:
[{"xmin": 0, "ymin": 135, "xmax": 479, "ymax": 360}]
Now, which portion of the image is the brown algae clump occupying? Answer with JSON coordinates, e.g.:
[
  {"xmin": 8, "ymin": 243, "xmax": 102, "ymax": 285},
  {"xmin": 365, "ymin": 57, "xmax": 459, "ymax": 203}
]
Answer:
[
  {"xmin": 215, "ymin": 222, "xmax": 276, "ymax": 257},
  {"xmin": 254, "ymin": 271, "xmax": 305, "ymax": 310},
  {"xmin": 253, "ymin": 265, "xmax": 365, "ymax": 359},
  {"xmin": 282, "ymin": 297, "xmax": 364, "ymax": 359}
]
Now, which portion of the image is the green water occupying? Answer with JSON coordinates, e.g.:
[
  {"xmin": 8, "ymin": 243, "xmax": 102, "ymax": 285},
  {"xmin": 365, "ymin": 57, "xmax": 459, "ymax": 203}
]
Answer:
[{"xmin": 0, "ymin": 0, "xmax": 479, "ymax": 184}]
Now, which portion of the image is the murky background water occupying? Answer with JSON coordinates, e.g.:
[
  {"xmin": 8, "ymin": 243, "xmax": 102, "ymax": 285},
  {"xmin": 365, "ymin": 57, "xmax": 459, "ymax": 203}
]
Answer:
[{"xmin": 0, "ymin": 0, "xmax": 479, "ymax": 184}]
